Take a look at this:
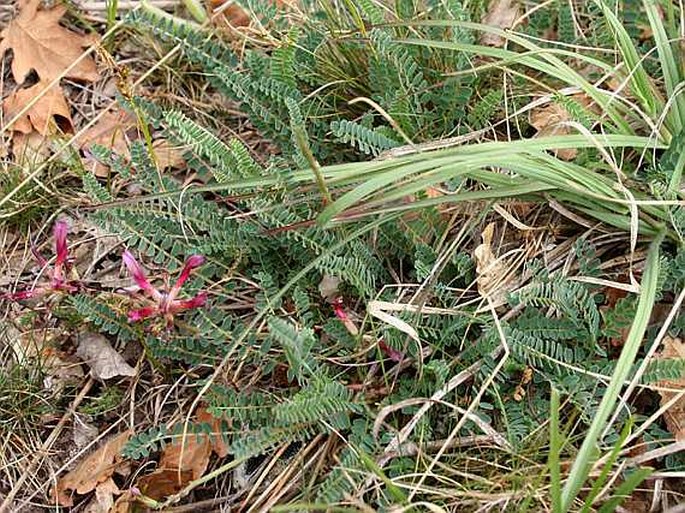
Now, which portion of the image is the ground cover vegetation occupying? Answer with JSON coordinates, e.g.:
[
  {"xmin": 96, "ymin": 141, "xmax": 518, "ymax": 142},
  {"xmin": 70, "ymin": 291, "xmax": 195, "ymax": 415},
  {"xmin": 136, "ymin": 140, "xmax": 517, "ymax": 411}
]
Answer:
[{"xmin": 0, "ymin": 0, "xmax": 684, "ymax": 511}]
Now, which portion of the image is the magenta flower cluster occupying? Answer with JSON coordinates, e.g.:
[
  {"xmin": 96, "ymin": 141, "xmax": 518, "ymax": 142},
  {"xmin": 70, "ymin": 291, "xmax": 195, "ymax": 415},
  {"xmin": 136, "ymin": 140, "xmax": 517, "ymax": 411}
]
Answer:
[
  {"xmin": 2, "ymin": 220, "xmax": 207, "ymax": 327},
  {"xmin": 2, "ymin": 221, "xmax": 81, "ymax": 301},
  {"xmin": 5, "ymin": 221, "xmax": 357, "ymax": 334},
  {"xmin": 122, "ymin": 250, "xmax": 207, "ymax": 326}
]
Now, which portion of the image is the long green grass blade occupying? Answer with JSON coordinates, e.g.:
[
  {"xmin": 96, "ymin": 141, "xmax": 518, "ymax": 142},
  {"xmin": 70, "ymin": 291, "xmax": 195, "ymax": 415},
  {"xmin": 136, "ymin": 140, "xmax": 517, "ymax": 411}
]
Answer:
[
  {"xmin": 644, "ymin": 0, "xmax": 684, "ymax": 134},
  {"xmin": 592, "ymin": 0, "xmax": 663, "ymax": 126},
  {"xmin": 549, "ymin": 387, "xmax": 562, "ymax": 513},
  {"xmin": 560, "ymin": 233, "xmax": 664, "ymax": 510}
]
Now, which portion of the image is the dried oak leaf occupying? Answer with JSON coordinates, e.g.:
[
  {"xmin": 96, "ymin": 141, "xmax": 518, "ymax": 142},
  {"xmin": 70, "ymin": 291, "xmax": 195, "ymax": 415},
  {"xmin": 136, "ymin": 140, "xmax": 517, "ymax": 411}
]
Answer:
[
  {"xmin": 3, "ymin": 80, "xmax": 73, "ymax": 135},
  {"xmin": 655, "ymin": 336, "xmax": 685, "ymax": 441},
  {"xmin": 0, "ymin": 0, "xmax": 99, "ymax": 84},
  {"xmin": 480, "ymin": 0, "xmax": 520, "ymax": 46},
  {"xmin": 135, "ymin": 407, "xmax": 225, "ymax": 500},
  {"xmin": 52, "ymin": 430, "xmax": 131, "ymax": 507}
]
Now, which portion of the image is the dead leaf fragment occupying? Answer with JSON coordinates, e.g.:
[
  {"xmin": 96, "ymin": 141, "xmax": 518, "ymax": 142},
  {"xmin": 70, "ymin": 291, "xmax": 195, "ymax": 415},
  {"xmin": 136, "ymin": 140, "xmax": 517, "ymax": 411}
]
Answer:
[
  {"xmin": 152, "ymin": 138, "xmax": 185, "ymax": 170},
  {"xmin": 196, "ymin": 406, "xmax": 229, "ymax": 458},
  {"xmin": 135, "ymin": 435, "xmax": 210, "ymax": 501},
  {"xmin": 3, "ymin": 80, "xmax": 73, "ymax": 135},
  {"xmin": 12, "ymin": 131, "xmax": 52, "ymax": 166},
  {"xmin": 655, "ymin": 336, "xmax": 685, "ymax": 441},
  {"xmin": 208, "ymin": 0, "xmax": 251, "ymax": 27},
  {"xmin": 83, "ymin": 478, "xmax": 120, "ymax": 513},
  {"xmin": 42, "ymin": 347, "xmax": 85, "ymax": 390},
  {"xmin": 158, "ymin": 432, "xmax": 212, "ymax": 481},
  {"xmin": 78, "ymin": 110, "xmax": 183, "ymax": 176},
  {"xmin": 53, "ymin": 430, "xmax": 131, "ymax": 507},
  {"xmin": 0, "ymin": 0, "xmax": 99, "ymax": 84},
  {"xmin": 136, "ymin": 468, "xmax": 194, "ymax": 501},
  {"xmin": 481, "ymin": 0, "xmax": 520, "ymax": 46},
  {"xmin": 318, "ymin": 274, "xmax": 341, "ymax": 302},
  {"xmin": 529, "ymin": 94, "xmax": 597, "ymax": 161},
  {"xmin": 78, "ymin": 109, "xmax": 135, "ymax": 156},
  {"xmin": 109, "ymin": 490, "xmax": 135, "ymax": 513},
  {"xmin": 474, "ymin": 222, "xmax": 507, "ymax": 303},
  {"xmin": 133, "ymin": 407, "xmax": 226, "ymax": 501},
  {"xmin": 529, "ymin": 102, "xmax": 576, "ymax": 160},
  {"xmin": 73, "ymin": 416, "xmax": 99, "ymax": 449},
  {"xmin": 76, "ymin": 332, "xmax": 136, "ymax": 380},
  {"xmin": 77, "ymin": 109, "xmax": 136, "ymax": 177}
]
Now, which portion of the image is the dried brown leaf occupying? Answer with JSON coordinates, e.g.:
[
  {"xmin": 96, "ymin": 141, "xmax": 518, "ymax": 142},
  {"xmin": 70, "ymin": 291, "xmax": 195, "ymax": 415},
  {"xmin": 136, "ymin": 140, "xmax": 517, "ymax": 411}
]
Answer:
[
  {"xmin": 76, "ymin": 332, "xmax": 136, "ymax": 380},
  {"xmin": 78, "ymin": 111, "xmax": 182, "ymax": 177},
  {"xmin": 158, "ymin": 431, "xmax": 212, "ymax": 481},
  {"xmin": 136, "ymin": 468, "xmax": 194, "ymax": 501},
  {"xmin": 0, "ymin": 0, "xmax": 99, "ymax": 84},
  {"xmin": 480, "ymin": 0, "xmax": 520, "ymax": 46},
  {"xmin": 529, "ymin": 102, "xmax": 577, "ymax": 160},
  {"xmin": 152, "ymin": 139, "xmax": 185, "ymax": 170},
  {"xmin": 474, "ymin": 222, "xmax": 507, "ymax": 303},
  {"xmin": 84, "ymin": 478, "xmax": 120, "ymax": 513},
  {"xmin": 108, "ymin": 490, "xmax": 135, "ymax": 513},
  {"xmin": 11, "ymin": 131, "xmax": 51, "ymax": 166},
  {"xmin": 52, "ymin": 430, "xmax": 131, "ymax": 507},
  {"xmin": 41, "ymin": 347, "xmax": 85, "ymax": 391},
  {"xmin": 529, "ymin": 94, "xmax": 597, "ymax": 161},
  {"xmin": 3, "ymin": 80, "xmax": 72, "ymax": 135},
  {"xmin": 78, "ymin": 109, "xmax": 135, "ymax": 156},
  {"xmin": 133, "ymin": 407, "xmax": 227, "ymax": 501},
  {"xmin": 655, "ymin": 336, "xmax": 685, "ymax": 441},
  {"xmin": 207, "ymin": 0, "xmax": 252, "ymax": 28},
  {"xmin": 197, "ymin": 406, "xmax": 229, "ymax": 458},
  {"xmin": 77, "ymin": 109, "xmax": 136, "ymax": 177}
]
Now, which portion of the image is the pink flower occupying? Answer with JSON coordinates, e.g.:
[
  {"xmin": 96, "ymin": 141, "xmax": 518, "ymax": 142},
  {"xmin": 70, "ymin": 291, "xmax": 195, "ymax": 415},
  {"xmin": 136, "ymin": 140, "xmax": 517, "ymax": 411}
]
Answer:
[
  {"xmin": 332, "ymin": 296, "xmax": 359, "ymax": 336},
  {"xmin": 332, "ymin": 297, "xmax": 349, "ymax": 321},
  {"xmin": 2, "ymin": 220, "xmax": 80, "ymax": 301},
  {"xmin": 122, "ymin": 251, "xmax": 207, "ymax": 326},
  {"xmin": 378, "ymin": 340, "xmax": 404, "ymax": 363}
]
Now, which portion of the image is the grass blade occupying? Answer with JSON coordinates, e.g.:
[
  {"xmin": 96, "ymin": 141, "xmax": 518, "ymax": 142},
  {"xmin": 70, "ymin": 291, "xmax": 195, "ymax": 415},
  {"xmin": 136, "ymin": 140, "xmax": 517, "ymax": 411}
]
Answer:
[
  {"xmin": 596, "ymin": 468, "xmax": 652, "ymax": 513},
  {"xmin": 560, "ymin": 233, "xmax": 664, "ymax": 510},
  {"xmin": 549, "ymin": 387, "xmax": 562, "ymax": 513},
  {"xmin": 579, "ymin": 419, "xmax": 633, "ymax": 513}
]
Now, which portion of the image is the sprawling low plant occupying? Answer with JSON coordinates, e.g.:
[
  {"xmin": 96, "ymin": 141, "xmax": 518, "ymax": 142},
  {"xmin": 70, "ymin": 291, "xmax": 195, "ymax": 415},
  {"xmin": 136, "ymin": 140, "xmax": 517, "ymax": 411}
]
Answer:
[{"xmin": 5, "ymin": 0, "xmax": 681, "ymax": 511}]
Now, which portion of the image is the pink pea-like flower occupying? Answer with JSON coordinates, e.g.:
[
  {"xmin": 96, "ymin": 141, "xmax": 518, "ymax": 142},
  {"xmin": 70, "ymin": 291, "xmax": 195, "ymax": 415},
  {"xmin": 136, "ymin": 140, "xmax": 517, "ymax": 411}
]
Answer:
[
  {"xmin": 122, "ymin": 251, "xmax": 207, "ymax": 327},
  {"xmin": 332, "ymin": 296, "xmax": 349, "ymax": 321},
  {"xmin": 378, "ymin": 340, "xmax": 404, "ymax": 363},
  {"xmin": 332, "ymin": 296, "xmax": 359, "ymax": 336},
  {"xmin": 2, "ymin": 220, "xmax": 80, "ymax": 301}
]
